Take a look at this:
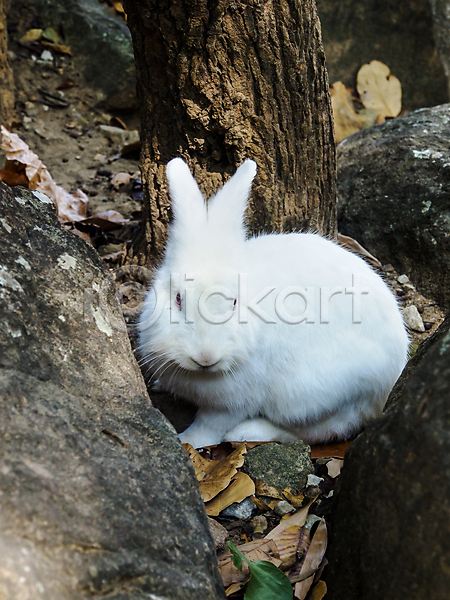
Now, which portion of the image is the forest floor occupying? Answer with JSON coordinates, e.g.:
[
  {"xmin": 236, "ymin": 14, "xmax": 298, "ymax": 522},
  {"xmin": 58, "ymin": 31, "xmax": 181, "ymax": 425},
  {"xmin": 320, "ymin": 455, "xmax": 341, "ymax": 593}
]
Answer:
[{"xmin": 1, "ymin": 28, "xmax": 447, "ymax": 600}]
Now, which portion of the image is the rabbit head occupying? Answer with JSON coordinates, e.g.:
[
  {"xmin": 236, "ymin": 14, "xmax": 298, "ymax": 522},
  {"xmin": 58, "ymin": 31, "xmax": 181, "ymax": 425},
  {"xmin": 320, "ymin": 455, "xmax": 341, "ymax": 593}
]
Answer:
[{"xmin": 138, "ymin": 158, "xmax": 258, "ymax": 381}]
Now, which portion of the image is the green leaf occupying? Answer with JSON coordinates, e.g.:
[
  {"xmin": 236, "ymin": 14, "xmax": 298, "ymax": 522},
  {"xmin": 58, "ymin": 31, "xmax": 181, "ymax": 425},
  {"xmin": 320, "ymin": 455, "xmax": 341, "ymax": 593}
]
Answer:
[
  {"xmin": 245, "ymin": 560, "xmax": 293, "ymax": 600},
  {"xmin": 227, "ymin": 541, "xmax": 249, "ymax": 571}
]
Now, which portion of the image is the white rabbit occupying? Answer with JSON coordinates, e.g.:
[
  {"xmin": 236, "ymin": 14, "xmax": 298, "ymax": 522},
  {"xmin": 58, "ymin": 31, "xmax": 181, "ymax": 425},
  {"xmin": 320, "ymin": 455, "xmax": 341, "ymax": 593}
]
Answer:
[{"xmin": 138, "ymin": 158, "xmax": 409, "ymax": 449}]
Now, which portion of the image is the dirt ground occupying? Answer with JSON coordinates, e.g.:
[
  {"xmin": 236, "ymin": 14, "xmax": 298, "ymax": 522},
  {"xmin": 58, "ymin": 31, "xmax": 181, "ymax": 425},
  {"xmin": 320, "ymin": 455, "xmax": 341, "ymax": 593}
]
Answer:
[{"xmin": 2, "ymin": 26, "xmax": 142, "ymax": 256}]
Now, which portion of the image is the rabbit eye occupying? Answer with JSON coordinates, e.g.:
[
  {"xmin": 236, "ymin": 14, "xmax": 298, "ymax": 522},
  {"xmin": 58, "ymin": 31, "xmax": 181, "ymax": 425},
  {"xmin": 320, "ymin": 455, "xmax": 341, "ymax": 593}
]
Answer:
[{"xmin": 176, "ymin": 292, "xmax": 182, "ymax": 310}]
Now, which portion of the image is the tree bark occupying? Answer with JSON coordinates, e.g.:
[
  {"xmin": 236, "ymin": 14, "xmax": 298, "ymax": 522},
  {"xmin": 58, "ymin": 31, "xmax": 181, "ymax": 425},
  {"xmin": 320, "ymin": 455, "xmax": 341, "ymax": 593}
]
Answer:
[
  {"xmin": 122, "ymin": 0, "xmax": 336, "ymax": 264},
  {"xmin": 0, "ymin": 0, "xmax": 14, "ymax": 126}
]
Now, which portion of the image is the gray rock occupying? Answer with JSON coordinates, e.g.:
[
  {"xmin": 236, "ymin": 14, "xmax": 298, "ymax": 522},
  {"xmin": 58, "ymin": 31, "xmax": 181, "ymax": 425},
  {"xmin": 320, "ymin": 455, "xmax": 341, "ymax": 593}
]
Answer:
[
  {"xmin": 0, "ymin": 183, "xmax": 225, "ymax": 599},
  {"xmin": 316, "ymin": 0, "xmax": 448, "ymax": 111},
  {"xmin": 242, "ymin": 441, "xmax": 314, "ymax": 494},
  {"xmin": 337, "ymin": 104, "xmax": 450, "ymax": 309},
  {"xmin": 31, "ymin": 0, "xmax": 136, "ymax": 107},
  {"xmin": 326, "ymin": 313, "xmax": 450, "ymax": 600}
]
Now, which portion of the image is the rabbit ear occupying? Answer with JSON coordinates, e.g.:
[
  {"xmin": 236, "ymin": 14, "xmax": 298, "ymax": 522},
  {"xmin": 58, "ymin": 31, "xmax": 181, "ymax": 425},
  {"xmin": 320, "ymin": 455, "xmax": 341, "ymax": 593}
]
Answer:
[
  {"xmin": 166, "ymin": 158, "xmax": 206, "ymax": 224},
  {"xmin": 207, "ymin": 160, "xmax": 257, "ymax": 237}
]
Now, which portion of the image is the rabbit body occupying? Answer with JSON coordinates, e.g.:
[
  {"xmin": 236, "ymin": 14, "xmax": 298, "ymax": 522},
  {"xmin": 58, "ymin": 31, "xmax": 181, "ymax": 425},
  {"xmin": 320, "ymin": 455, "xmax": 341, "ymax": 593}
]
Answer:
[{"xmin": 138, "ymin": 158, "xmax": 409, "ymax": 448}]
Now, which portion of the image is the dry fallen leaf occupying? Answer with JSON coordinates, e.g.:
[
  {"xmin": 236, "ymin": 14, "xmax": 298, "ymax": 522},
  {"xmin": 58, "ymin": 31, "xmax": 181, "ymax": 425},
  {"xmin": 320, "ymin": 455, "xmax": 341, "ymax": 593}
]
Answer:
[
  {"xmin": 183, "ymin": 444, "xmax": 221, "ymax": 481},
  {"xmin": 0, "ymin": 167, "xmax": 28, "ymax": 187},
  {"xmin": 205, "ymin": 472, "xmax": 255, "ymax": 516},
  {"xmin": 337, "ymin": 233, "xmax": 382, "ymax": 269},
  {"xmin": 195, "ymin": 443, "xmax": 248, "ymax": 502},
  {"xmin": 225, "ymin": 581, "xmax": 246, "ymax": 597},
  {"xmin": 1, "ymin": 126, "xmax": 88, "ymax": 222},
  {"xmin": 111, "ymin": 0, "xmax": 125, "ymax": 13},
  {"xmin": 265, "ymin": 499, "xmax": 314, "ymax": 540},
  {"xmin": 293, "ymin": 519, "xmax": 328, "ymax": 599},
  {"xmin": 81, "ymin": 210, "xmax": 129, "ymax": 230},
  {"xmin": 254, "ymin": 480, "xmax": 284, "ymax": 500},
  {"xmin": 330, "ymin": 81, "xmax": 368, "ymax": 143},
  {"xmin": 282, "ymin": 488, "xmax": 305, "ymax": 508},
  {"xmin": 218, "ymin": 538, "xmax": 281, "ymax": 587},
  {"xmin": 356, "ymin": 60, "xmax": 402, "ymax": 121},
  {"xmin": 309, "ymin": 580, "xmax": 327, "ymax": 600},
  {"xmin": 266, "ymin": 524, "xmax": 303, "ymax": 570},
  {"xmin": 41, "ymin": 41, "xmax": 72, "ymax": 56},
  {"xmin": 19, "ymin": 29, "xmax": 42, "ymax": 44}
]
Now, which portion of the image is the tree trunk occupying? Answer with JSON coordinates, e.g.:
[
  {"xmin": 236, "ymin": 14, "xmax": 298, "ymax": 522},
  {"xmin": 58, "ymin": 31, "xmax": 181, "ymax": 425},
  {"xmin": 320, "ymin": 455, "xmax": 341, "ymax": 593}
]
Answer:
[
  {"xmin": 122, "ymin": 0, "xmax": 336, "ymax": 265},
  {"xmin": 0, "ymin": 0, "xmax": 14, "ymax": 127}
]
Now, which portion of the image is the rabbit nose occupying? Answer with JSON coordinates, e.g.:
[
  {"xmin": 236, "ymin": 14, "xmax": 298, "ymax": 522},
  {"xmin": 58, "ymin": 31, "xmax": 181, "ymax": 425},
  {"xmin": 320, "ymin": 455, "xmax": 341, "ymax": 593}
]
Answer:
[{"xmin": 191, "ymin": 354, "xmax": 220, "ymax": 369}]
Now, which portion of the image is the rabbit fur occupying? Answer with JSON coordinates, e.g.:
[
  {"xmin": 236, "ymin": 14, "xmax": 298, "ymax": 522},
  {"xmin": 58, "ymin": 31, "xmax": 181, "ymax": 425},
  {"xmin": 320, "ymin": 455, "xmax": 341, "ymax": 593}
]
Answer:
[{"xmin": 138, "ymin": 158, "xmax": 409, "ymax": 449}]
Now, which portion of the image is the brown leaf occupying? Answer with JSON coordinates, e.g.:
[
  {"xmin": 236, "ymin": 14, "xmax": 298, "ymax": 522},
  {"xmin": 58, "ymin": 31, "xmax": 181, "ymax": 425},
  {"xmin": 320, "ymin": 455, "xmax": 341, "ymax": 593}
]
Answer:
[
  {"xmin": 183, "ymin": 443, "xmax": 221, "ymax": 481},
  {"xmin": 293, "ymin": 519, "xmax": 327, "ymax": 599},
  {"xmin": 197, "ymin": 443, "xmax": 248, "ymax": 502},
  {"xmin": 1, "ymin": 126, "xmax": 87, "ymax": 222},
  {"xmin": 268, "ymin": 524, "xmax": 303, "ymax": 570},
  {"xmin": 250, "ymin": 495, "xmax": 271, "ymax": 510},
  {"xmin": 205, "ymin": 472, "xmax": 255, "ymax": 516},
  {"xmin": 0, "ymin": 168, "xmax": 28, "ymax": 186},
  {"xmin": 218, "ymin": 539, "xmax": 281, "ymax": 586},
  {"xmin": 356, "ymin": 60, "xmax": 402, "ymax": 121},
  {"xmin": 254, "ymin": 480, "xmax": 284, "ymax": 499},
  {"xmin": 330, "ymin": 81, "xmax": 367, "ymax": 143},
  {"xmin": 309, "ymin": 580, "xmax": 327, "ymax": 600},
  {"xmin": 40, "ymin": 41, "xmax": 72, "ymax": 56},
  {"xmin": 19, "ymin": 29, "xmax": 42, "ymax": 44},
  {"xmin": 81, "ymin": 210, "xmax": 129, "ymax": 230},
  {"xmin": 282, "ymin": 488, "xmax": 305, "ymax": 508},
  {"xmin": 265, "ymin": 499, "xmax": 314, "ymax": 540},
  {"xmin": 225, "ymin": 581, "xmax": 247, "ymax": 597},
  {"xmin": 337, "ymin": 233, "xmax": 382, "ymax": 269},
  {"xmin": 109, "ymin": 116, "xmax": 128, "ymax": 130},
  {"xmin": 287, "ymin": 528, "xmax": 311, "ymax": 583},
  {"xmin": 111, "ymin": 0, "xmax": 125, "ymax": 13}
]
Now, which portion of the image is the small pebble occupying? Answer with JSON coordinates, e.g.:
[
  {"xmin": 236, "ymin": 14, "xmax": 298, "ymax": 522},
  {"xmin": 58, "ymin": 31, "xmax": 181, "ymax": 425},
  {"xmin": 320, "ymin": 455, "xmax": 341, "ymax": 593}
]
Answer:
[
  {"xmin": 250, "ymin": 515, "xmax": 268, "ymax": 536},
  {"xmin": 96, "ymin": 168, "xmax": 113, "ymax": 178},
  {"xmin": 274, "ymin": 500, "xmax": 295, "ymax": 517},
  {"xmin": 304, "ymin": 514, "xmax": 322, "ymax": 531},
  {"xmin": 397, "ymin": 274, "xmax": 409, "ymax": 284},
  {"xmin": 382, "ymin": 264, "xmax": 395, "ymax": 272},
  {"xmin": 423, "ymin": 321, "xmax": 433, "ymax": 331},
  {"xmin": 307, "ymin": 474, "xmax": 324, "ymax": 487},
  {"xmin": 39, "ymin": 50, "xmax": 54, "ymax": 63},
  {"xmin": 402, "ymin": 305, "xmax": 425, "ymax": 332},
  {"xmin": 221, "ymin": 498, "xmax": 256, "ymax": 519}
]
